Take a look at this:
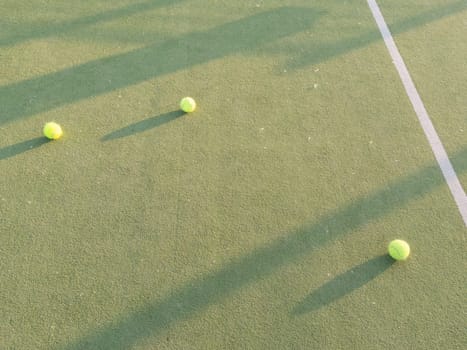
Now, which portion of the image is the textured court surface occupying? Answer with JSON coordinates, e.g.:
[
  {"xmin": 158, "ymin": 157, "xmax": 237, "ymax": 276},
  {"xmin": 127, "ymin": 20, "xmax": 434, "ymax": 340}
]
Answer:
[{"xmin": 1, "ymin": 1, "xmax": 466, "ymax": 349}]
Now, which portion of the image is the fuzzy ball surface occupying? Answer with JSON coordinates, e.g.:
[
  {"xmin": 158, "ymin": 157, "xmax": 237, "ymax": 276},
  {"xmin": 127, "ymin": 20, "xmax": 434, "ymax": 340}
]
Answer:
[
  {"xmin": 43, "ymin": 122, "xmax": 63, "ymax": 140},
  {"xmin": 388, "ymin": 239, "xmax": 410, "ymax": 261},
  {"xmin": 180, "ymin": 97, "xmax": 196, "ymax": 113}
]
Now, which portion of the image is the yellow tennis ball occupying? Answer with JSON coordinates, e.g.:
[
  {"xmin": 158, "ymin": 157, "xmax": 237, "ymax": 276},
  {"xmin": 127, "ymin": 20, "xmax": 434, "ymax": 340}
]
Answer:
[
  {"xmin": 388, "ymin": 239, "xmax": 410, "ymax": 261},
  {"xmin": 180, "ymin": 97, "xmax": 196, "ymax": 113},
  {"xmin": 43, "ymin": 122, "xmax": 63, "ymax": 140}
]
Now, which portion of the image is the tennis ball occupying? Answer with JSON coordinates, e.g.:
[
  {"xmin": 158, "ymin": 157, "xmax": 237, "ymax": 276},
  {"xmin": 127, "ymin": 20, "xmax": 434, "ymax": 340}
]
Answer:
[
  {"xmin": 180, "ymin": 97, "xmax": 196, "ymax": 113},
  {"xmin": 388, "ymin": 239, "xmax": 410, "ymax": 261},
  {"xmin": 43, "ymin": 122, "xmax": 63, "ymax": 140}
]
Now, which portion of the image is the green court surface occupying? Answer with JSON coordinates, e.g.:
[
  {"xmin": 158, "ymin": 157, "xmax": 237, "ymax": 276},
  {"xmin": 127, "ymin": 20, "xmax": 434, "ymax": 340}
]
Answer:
[{"xmin": 1, "ymin": 1, "xmax": 466, "ymax": 349}]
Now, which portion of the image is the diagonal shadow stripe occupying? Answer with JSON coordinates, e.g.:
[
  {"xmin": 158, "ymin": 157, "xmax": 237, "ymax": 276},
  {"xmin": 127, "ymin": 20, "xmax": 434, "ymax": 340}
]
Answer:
[
  {"xmin": 56, "ymin": 147, "xmax": 467, "ymax": 350},
  {"xmin": 0, "ymin": 7, "xmax": 323, "ymax": 125},
  {"xmin": 278, "ymin": 0, "xmax": 467, "ymax": 69},
  {"xmin": 0, "ymin": 137, "xmax": 50, "ymax": 160},
  {"xmin": 0, "ymin": 0, "xmax": 187, "ymax": 47},
  {"xmin": 2, "ymin": 2, "xmax": 465, "ymax": 125},
  {"xmin": 101, "ymin": 110, "xmax": 185, "ymax": 141},
  {"xmin": 291, "ymin": 255, "xmax": 394, "ymax": 315}
]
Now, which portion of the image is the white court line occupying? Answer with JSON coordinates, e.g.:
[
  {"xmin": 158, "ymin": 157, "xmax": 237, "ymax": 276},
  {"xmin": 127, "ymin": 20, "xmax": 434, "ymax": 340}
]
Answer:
[{"xmin": 367, "ymin": 0, "xmax": 467, "ymax": 226}]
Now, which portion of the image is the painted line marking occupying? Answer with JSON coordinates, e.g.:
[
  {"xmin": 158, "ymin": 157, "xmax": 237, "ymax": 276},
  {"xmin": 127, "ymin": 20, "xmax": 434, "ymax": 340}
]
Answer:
[{"xmin": 367, "ymin": 0, "xmax": 467, "ymax": 226}]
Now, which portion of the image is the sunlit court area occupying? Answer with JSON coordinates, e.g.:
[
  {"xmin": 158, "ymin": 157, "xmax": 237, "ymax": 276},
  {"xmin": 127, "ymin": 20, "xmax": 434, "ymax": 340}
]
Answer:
[{"xmin": 1, "ymin": 1, "xmax": 466, "ymax": 349}]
